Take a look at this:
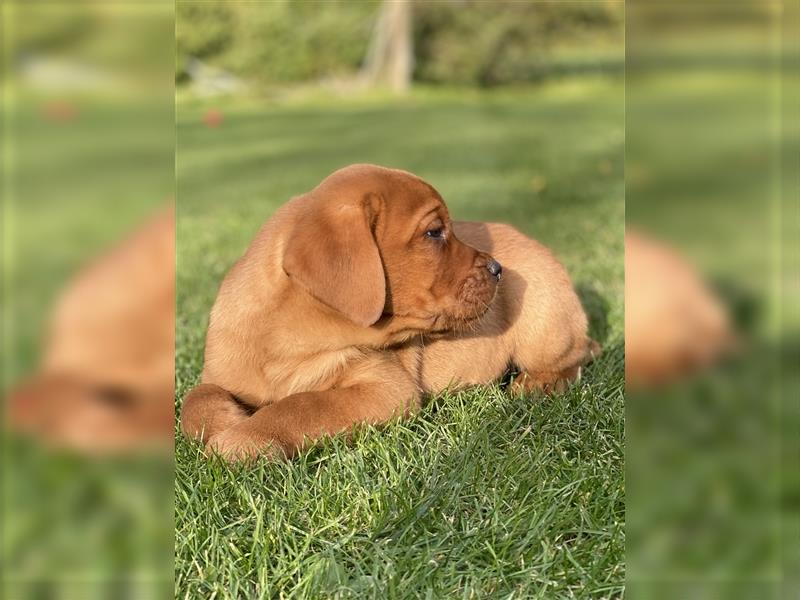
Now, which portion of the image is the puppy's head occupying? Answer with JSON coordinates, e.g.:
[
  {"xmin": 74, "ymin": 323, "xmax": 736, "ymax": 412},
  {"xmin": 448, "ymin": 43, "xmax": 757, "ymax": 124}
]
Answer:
[{"xmin": 283, "ymin": 164, "xmax": 501, "ymax": 333}]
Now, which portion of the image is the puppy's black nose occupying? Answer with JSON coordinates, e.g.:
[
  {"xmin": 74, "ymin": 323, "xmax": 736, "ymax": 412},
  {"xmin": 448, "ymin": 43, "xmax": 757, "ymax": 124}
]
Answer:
[{"xmin": 486, "ymin": 259, "xmax": 503, "ymax": 279}]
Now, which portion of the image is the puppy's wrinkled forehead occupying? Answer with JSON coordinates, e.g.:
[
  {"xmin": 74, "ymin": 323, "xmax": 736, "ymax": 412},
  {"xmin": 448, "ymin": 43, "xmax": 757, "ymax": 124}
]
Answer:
[{"xmin": 316, "ymin": 164, "xmax": 448, "ymax": 221}]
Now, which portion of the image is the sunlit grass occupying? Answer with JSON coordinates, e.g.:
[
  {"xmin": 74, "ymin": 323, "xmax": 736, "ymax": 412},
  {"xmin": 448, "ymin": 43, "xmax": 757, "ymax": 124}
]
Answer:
[{"xmin": 175, "ymin": 82, "xmax": 625, "ymax": 598}]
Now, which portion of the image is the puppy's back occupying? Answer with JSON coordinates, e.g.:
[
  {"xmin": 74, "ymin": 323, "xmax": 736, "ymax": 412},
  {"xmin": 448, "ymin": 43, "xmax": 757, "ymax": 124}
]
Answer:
[{"xmin": 455, "ymin": 221, "xmax": 593, "ymax": 373}]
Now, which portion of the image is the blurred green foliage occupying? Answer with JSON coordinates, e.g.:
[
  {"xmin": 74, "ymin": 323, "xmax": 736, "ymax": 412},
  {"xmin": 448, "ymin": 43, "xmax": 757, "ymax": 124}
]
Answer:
[
  {"xmin": 175, "ymin": 2, "xmax": 235, "ymax": 69},
  {"xmin": 176, "ymin": 1, "xmax": 376, "ymax": 84},
  {"xmin": 414, "ymin": 1, "xmax": 622, "ymax": 85},
  {"xmin": 175, "ymin": 0, "xmax": 623, "ymax": 87}
]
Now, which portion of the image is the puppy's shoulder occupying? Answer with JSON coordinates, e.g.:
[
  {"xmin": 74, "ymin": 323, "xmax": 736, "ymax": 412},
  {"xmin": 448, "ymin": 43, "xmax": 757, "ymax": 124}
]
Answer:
[
  {"xmin": 209, "ymin": 197, "xmax": 309, "ymax": 333},
  {"xmin": 219, "ymin": 197, "xmax": 308, "ymax": 289}
]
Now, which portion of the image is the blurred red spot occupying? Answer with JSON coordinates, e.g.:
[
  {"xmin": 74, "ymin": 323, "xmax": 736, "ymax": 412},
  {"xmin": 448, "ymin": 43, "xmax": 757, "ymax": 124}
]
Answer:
[
  {"xmin": 42, "ymin": 101, "xmax": 77, "ymax": 122},
  {"xmin": 203, "ymin": 109, "xmax": 223, "ymax": 128}
]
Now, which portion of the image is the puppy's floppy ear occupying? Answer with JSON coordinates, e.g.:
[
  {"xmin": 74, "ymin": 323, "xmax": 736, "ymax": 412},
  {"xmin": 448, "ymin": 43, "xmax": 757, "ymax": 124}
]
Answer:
[{"xmin": 283, "ymin": 194, "xmax": 386, "ymax": 326}]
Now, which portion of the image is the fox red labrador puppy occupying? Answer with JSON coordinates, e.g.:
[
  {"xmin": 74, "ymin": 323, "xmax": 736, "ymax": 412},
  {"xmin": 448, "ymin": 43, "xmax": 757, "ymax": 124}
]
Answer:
[{"xmin": 181, "ymin": 164, "xmax": 598, "ymax": 461}]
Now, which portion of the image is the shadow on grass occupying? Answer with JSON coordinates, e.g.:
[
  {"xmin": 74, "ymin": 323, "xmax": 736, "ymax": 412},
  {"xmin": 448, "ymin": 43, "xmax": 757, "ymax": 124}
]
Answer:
[
  {"xmin": 576, "ymin": 282, "xmax": 611, "ymax": 345},
  {"xmin": 710, "ymin": 276, "xmax": 762, "ymax": 337}
]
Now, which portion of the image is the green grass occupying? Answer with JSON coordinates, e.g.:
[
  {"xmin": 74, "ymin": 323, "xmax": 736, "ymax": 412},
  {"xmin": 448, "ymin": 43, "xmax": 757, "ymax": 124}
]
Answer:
[
  {"xmin": 3, "ymin": 95, "xmax": 174, "ymax": 598},
  {"xmin": 175, "ymin": 79, "xmax": 625, "ymax": 599},
  {"xmin": 625, "ymin": 69, "xmax": 799, "ymax": 598}
]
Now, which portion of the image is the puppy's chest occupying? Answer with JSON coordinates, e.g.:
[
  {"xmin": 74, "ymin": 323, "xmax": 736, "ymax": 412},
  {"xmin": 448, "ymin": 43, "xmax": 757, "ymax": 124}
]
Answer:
[{"xmin": 259, "ymin": 347, "xmax": 364, "ymax": 404}]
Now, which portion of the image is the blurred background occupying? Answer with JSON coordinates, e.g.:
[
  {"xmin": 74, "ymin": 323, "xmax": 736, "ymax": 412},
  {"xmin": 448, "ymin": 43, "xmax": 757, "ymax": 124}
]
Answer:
[
  {"xmin": 175, "ymin": 0, "xmax": 623, "ymax": 94},
  {"xmin": 626, "ymin": 1, "xmax": 798, "ymax": 598},
  {"xmin": 2, "ymin": 1, "xmax": 174, "ymax": 598},
  {"xmin": 3, "ymin": 0, "xmax": 796, "ymax": 597}
]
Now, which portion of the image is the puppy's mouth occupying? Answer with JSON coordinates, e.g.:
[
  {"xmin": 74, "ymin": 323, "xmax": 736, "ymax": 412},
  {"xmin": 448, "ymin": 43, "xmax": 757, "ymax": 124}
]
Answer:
[{"xmin": 429, "ymin": 273, "xmax": 499, "ymax": 334}]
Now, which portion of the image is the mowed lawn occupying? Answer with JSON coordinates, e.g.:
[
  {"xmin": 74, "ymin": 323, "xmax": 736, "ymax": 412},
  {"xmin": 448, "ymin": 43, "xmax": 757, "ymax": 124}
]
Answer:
[{"xmin": 175, "ymin": 80, "xmax": 625, "ymax": 599}]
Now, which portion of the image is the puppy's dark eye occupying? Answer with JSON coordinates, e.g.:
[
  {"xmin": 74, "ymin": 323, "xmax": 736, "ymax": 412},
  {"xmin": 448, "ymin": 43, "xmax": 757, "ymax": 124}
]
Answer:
[{"xmin": 425, "ymin": 227, "xmax": 445, "ymax": 239}]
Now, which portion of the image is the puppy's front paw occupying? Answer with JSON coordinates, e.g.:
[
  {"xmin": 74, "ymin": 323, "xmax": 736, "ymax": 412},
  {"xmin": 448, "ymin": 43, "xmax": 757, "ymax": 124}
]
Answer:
[
  {"xmin": 510, "ymin": 367, "xmax": 580, "ymax": 396},
  {"xmin": 205, "ymin": 428, "xmax": 284, "ymax": 463}
]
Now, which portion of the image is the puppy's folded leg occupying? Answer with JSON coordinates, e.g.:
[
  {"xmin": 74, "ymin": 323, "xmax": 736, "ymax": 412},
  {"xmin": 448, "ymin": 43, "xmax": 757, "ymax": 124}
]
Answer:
[
  {"xmin": 510, "ymin": 338, "xmax": 601, "ymax": 396},
  {"xmin": 206, "ymin": 360, "xmax": 420, "ymax": 462},
  {"xmin": 180, "ymin": 384, "xmax": 252, "ymax": 444},
  {"xmin": 509, "ymin": 366, "xmax": 581, "ymax": 396}
]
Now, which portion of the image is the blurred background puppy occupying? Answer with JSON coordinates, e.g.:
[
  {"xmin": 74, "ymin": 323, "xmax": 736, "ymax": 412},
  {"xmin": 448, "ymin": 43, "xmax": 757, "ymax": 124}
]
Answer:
[
  {"xmin": 625, "ymin": 228, "xmax": 738, "ymax": 389},
  {"xmin": 8, "ymin": 208, "xmax": 175, "ymax": 452}
]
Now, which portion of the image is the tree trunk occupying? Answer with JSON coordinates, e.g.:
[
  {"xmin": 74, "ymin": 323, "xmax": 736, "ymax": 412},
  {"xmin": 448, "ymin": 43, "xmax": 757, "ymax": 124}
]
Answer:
[{"xmin": 361, "ymin": 0, "xmax": 413, "ymax": 93}]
